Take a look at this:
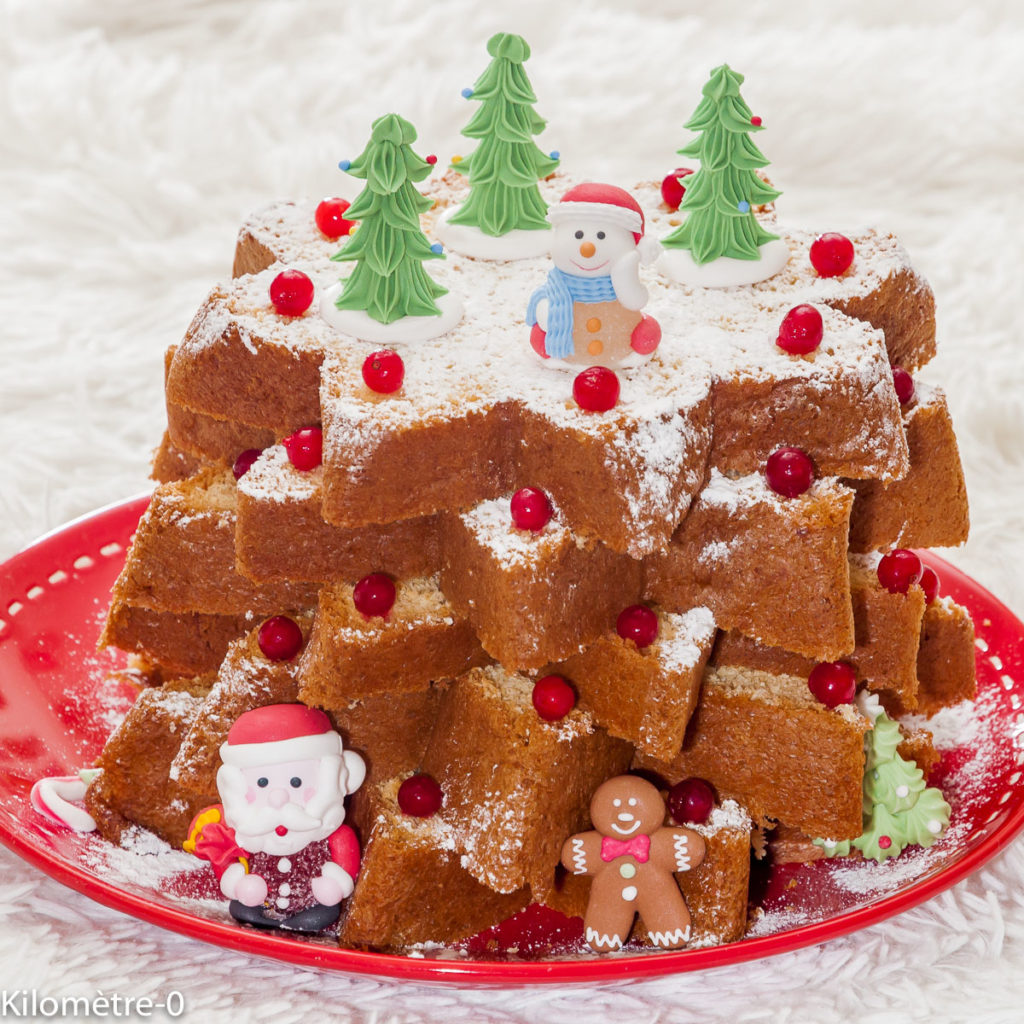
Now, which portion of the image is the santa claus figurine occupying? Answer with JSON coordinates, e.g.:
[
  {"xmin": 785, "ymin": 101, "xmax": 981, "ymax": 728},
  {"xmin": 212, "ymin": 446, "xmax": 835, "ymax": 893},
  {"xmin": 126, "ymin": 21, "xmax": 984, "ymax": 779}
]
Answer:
[
  {"xmin": 184, "ymin": 704, "xmax": 365, "ymax": 934},
  {"xmin": 526, "ymin": 183, "xmax": 662, "ymax": 370}
]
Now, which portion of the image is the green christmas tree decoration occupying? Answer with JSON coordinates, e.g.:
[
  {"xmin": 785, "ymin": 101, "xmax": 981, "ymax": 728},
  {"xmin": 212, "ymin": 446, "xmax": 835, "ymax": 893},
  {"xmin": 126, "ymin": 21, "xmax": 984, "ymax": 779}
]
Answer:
[
  {"xmin": 332, "ymin": 113, "xmax": 447, "ymax": 325},
  {"xmin": 448, "ymin": 32, "xmax": 559, "ymax": 236},
  {"xmin": 814, "ymin": 696, "xmax": 951, "ymax": 863},
  {"xmin": 662, "ymin": 64, "xmax": 782, "ymax": 264}
]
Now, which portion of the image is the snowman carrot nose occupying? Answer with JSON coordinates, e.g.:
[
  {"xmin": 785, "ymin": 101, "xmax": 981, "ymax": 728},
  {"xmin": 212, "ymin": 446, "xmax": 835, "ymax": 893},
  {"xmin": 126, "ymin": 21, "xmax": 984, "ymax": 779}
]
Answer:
[{"xmin": 579, "ymin": 241, "xmax": 596, "ymax": 258}]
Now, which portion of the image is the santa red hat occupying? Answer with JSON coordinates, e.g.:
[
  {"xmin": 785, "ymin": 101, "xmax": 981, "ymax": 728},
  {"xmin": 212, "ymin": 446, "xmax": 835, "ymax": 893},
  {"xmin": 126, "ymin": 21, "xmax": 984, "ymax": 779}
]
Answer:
[
  {"xmin": 220, "ymin": 704, "xmax": 344, "ymax": 768},
  {"xmin": 548, "ymin": 183, "xmax": 646, "ymax": 244}
]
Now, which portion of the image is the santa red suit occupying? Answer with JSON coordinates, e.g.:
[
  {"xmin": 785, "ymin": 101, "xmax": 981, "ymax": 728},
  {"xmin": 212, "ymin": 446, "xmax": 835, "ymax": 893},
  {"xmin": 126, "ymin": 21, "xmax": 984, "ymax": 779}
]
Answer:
[{"xmin": 185, "ymin": 704, "xmax": 365, "ymax": 934}]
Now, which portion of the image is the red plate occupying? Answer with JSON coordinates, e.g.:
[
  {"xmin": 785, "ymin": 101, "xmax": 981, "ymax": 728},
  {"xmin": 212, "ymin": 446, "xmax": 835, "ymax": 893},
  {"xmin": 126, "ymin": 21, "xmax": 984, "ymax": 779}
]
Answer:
[{"xmin": 0, "ymin": 496, "xmax": 1022, "ymax": 985}]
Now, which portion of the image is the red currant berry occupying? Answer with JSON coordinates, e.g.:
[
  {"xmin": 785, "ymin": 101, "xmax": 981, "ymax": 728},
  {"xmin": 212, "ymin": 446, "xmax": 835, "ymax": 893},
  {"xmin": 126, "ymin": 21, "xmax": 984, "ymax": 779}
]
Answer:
[
  {"xmin": 877, "ymin": 549, "xmax": 924, "ymax": 595},
  {"xmin": 353, "ymin": 572, "xmax": 396, "ymax": 618},
  {"xmin": 765, "ymin": 447, "xmax": 816, "ymax": 498},
  {"xmin": 397, "ymin": 774, "xmax": 443, "ymax": 817},
  {"xmin": 314, "ymin": 197, "xmax": 355, "ymax": 240},
  {"xmin": 510, "ymin": 487, "xmax": 553, "ymax": 532},
  {"xmin": 531, "ymin": 675, "xmax": 576, "ymax": 721},
  {"xmin": 269, "ymin": 269, "xmax": 315, "ymax": 317},
  {"xmin": 573, "ymin": 366, "xmax": 620, "ymax": 412},
  {"xmin": 807, "ymin": 661, "xmax": 857, "ymax": 708},
  {"xmin": 660, "ymin": 167, "xmax": 695, "ymax": 211},
  {"xmin": 232, "ymin": 448, "xmax": 262, "ymax": 480},
  {"xmin": 892, "ymin": 365, "xmax": 916, "ymax": 406},
  {"xmin": 668, "ymin": 777, "xmax": 715, "ymax": 826},
  {"xmin": 282, "ymin": 427, "xmax": 323, "ymax": 471},
  {"xmin": 616, "ymin": 605, "xmax": 659, "ymax": 648},
  {"xmin": 776, "ymin": 304, "xmax": 824, "ymax": 355},
  {"xmin": 809, "ymin": 233, "xmax": 855, "ymax": 277},
  {"xmin": 258, "ymin": 615, "xmax": 303, "ymax": 661},
  {"xmin": 919, "ymin": 565, "xmax": 940, "ymax": 605},
  {"xmin": 362, "ymin": 349, "xmax": 404, "ymax": 394}
]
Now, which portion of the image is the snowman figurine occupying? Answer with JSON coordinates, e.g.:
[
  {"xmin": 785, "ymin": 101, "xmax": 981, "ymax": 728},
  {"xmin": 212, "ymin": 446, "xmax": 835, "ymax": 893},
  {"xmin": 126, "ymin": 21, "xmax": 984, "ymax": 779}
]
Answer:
[{"xmin": 526, "ymin": 183, "xmax": 662, "ymax": 370}]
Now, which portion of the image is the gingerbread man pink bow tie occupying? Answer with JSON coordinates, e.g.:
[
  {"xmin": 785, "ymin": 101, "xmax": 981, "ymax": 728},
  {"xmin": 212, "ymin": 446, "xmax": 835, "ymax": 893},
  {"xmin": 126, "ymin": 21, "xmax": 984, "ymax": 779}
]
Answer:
[{"xmin": 600, "ymin": 834, "xmax": 651, "ymax": 863}]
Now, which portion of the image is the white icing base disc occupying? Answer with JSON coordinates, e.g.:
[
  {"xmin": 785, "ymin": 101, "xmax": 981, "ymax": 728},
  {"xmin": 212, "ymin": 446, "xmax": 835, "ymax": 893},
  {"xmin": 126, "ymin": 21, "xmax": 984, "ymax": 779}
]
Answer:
[
  {"xmin": 531, "ymin": 348, "xmax": 655, "ymax": 373},
  {"xmin": 657, "ymin": 237, "xmax": 791, "ymax": 288},
  {"xmin": 320, "ymin": 285, "xmax": 463, "ymax": 343},
  {"xmin": 433, "ymin": 205, "xmax": 552, "ymax": 261}
]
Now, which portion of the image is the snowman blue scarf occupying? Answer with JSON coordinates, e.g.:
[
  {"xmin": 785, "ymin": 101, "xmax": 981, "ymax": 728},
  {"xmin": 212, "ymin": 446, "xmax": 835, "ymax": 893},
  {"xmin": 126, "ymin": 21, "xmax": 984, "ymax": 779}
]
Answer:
[{"xmin": 526, "ymin": 268, "xmax": 617, "ymax": 359}]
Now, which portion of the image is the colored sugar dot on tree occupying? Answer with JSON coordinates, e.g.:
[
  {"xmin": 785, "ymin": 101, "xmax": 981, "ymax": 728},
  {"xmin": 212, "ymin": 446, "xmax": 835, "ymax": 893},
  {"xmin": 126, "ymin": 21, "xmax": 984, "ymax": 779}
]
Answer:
[
  {"xmin": 353, "ymin": 573, "xmax": 396, "ymax": 619},
  {"xmin": 750, "ymin": 115, "xmax": 763, "ymax": 126},
  {"xmin": 765, "ymin": 447, "xmax": 815, "ymax": 498},
  {"xmin": 362, "ymin": 349, "xmax": 404, "ymax": 394},
  {"xmin": 398, "ymin": 774, "xmax": 443, "ymax": 817},
  {"xmin": 430, "ymin": 242, "xmax": 444, "ymax": 254},
  {"xmin": 660, "ymin": 167, "xmax": 694, "ymax": 211},
  {"xmin": 314, "ymin": 197, "xmax": 355, "ymax": 240},
  {"xmin": 531, "ymin": 675, "xmax": 576, "ymax": 721},
  {"xmin": 809, "ymin": 233, "xmax": 855, "ymax": 277},
  {"xmin": 776, "ymin": 304, "xmax": 824, "ymax": 355},
  {"xmin": 737, "ymin": 200, "xmax": 751, "ymax": 213},
  {"xmin": 338, "ymin": 159, "xmax": 352, "ymax": 171},
  {"xmin": 892, "ymin": 365, "xmax": 916, "ymax": 406},
  {"xmin": 878, "ymin": 835, "xmax": 893, "ymax": 850},
  {"xmin": 461, "ymin": 87, "xmax": 474, "ymax": 98},
  {"xmin": 573, "ymin": 366, "xmax": 620, "ymax": 412},
  {"xmin": 232, "ymin": 448, "xmax": 262, "ymax": 480},
  {"xmin": 808, "ymin": 661, "xmax": 857, "ymax": 708},
  {"xmin": 667, "ymin": 777, "xmax": 715, "ymax": 826},
  {"xmin": 549, "ymin": 150, "xmax": 560, "ymax": 159},
  {"xmin": 919, "ymin": 565, "xmax": 940, "ymax": 604},
  {"xmin": 425, "ymin": 154, "xmax": 438, "ymax": 165},
  {"xmin": 282, "ymin": 427, "xmax": 323, "ymax": 471},
  {"xmin": 616, "ymin": 605, "xmax": 659, "ymax": 648},
  {"xmin": 269, "ymin": 269, "xmax": 314, "ymax": 317},
  {"xmin": 257, "ymin": 615, "xmax": 303, "ymax": 661},
  {"xmin": 510, "ymin": 487, "xmax": 553, "ymax": 532},
  {"xmin": 877, "ymin": 549, "xmax": 924, "ymax": 595}
]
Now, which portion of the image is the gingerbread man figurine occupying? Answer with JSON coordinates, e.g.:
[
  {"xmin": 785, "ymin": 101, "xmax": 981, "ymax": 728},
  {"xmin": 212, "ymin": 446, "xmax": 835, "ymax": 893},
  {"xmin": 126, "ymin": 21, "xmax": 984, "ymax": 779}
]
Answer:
[{"xmin": 560, "ymin": 775, "xmax": 706, "ymax": 952}]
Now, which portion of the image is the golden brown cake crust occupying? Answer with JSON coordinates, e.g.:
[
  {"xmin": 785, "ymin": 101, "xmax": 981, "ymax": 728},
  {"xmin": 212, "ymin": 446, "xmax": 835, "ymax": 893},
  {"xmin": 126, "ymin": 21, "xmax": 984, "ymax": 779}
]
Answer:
[
  {"xmin": 636, "ymin": 666, "xmax": 869, "ymax": 840},
  {"xmin": 420, "ymin": 666, "xmax": 634, "ymax": 897},
  {"xmin": 646, "ymin": 476, "xmax": 855, "ymax": 660},
  {"xmin": 555, "ymin": 607, "xmax": 716, "ymax": 761},
  {"xmin": 439, "ymin": 502, "xmax": 645, "ymax": 670},
  {"xmin": 849, "ymin": 386, "xmax": 969, "ymax": 552},
  {"xmin": 86, "ymin": 683, "xmax": 217, "ymax": 848}
]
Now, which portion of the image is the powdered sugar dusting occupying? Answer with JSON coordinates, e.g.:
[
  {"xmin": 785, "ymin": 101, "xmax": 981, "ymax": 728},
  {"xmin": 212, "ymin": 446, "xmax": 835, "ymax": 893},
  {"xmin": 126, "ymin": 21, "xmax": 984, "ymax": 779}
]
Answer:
[
  {"xmin": 460, "ymin": 496, "xmax": 569, "ymax": 569},
  {"xmin": 655, "ymin": 607, "xmax": 716, "ymax": 674},
  {"xmin": 238, "ymin": 444, "xmax": 321, "ymax": 504}
]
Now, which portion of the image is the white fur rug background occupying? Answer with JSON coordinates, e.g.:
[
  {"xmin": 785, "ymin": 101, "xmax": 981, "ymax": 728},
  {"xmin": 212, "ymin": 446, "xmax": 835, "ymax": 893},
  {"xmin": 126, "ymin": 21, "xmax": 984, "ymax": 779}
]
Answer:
[{"xmin": 2, "ymin": 1, "xmax": 1023, "ymax": 1020}]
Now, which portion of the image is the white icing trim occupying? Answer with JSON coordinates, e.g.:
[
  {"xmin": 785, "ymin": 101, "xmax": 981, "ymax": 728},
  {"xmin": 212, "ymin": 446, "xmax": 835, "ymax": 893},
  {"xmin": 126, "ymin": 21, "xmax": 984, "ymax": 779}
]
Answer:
[
  {"xmin": 648, "ymin": 926, "xmax": 691, "ymax": 947},
  {"xmin": 657, "ymin": 237, "xmax": 791, "ymax": 288},
  {"xmin": 549, "ymin": 201, "xmax": 642, "ymax": 234},
  {"xmin": 219, "ymin": 731, "xmax": 343, "ymax": 768},
  {"xmin": 586, "ymin": 927, "xmax": 624, "ymax": 950},
  {"xmin": 30, "ymin": 775, "xmax": 97, "ymax": 832},
  {"xmin": 433, "ymin": 206, "xmax": 552, "ymax": 261},
  {"xmin": 319, "ymin": 285, "xmax": 463, "ymax": 344}
]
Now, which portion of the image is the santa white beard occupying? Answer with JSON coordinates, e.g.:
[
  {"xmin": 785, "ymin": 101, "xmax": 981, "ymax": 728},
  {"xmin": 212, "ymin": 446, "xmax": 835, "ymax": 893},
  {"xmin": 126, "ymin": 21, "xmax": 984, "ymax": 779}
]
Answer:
[{"xmin": 217, "ymin": 754, "xmax": 348, "ymax": 857}]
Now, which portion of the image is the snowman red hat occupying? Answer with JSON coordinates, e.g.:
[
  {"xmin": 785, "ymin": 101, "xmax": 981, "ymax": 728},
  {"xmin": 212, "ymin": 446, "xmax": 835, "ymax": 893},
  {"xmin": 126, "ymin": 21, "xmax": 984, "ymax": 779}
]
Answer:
[
  {"xmin": 547, "ymin": 183, "xmax": 646, "ymax": 244},
  {"xmin": 220, "ymin": 704, "xmax": 344, "ymax": 768}
]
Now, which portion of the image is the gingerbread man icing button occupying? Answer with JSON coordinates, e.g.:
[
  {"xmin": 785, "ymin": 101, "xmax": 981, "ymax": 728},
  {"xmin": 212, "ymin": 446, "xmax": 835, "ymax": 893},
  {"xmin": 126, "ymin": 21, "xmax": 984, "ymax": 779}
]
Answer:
[{"xmin": 560, "ymin": 775, "xmax": 706, "ymax": 952}]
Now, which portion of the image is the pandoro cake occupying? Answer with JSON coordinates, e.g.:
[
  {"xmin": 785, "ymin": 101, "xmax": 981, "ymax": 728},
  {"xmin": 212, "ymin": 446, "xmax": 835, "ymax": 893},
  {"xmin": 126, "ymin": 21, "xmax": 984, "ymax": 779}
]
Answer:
[{"xmin": 66, "ymin": 42, "xmax": 976, "ymax": 958}]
